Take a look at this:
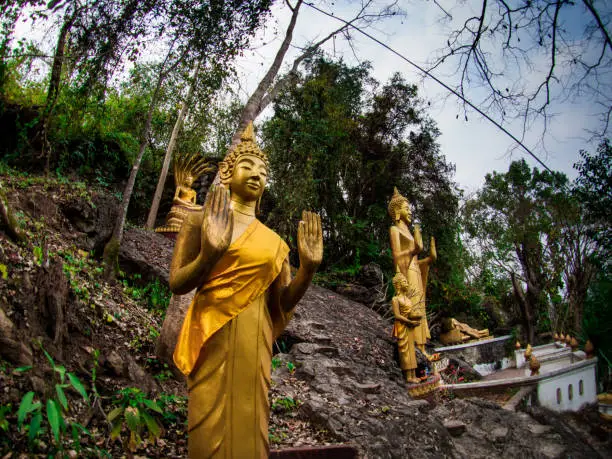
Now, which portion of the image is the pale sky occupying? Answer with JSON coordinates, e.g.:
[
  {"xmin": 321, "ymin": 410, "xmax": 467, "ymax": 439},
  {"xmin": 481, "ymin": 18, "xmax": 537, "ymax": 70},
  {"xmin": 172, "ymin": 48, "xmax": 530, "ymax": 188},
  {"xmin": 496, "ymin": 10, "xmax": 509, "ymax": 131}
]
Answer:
[{"xmin": 231, "ymin": 0, "xmax": 606, "ymax": 193}]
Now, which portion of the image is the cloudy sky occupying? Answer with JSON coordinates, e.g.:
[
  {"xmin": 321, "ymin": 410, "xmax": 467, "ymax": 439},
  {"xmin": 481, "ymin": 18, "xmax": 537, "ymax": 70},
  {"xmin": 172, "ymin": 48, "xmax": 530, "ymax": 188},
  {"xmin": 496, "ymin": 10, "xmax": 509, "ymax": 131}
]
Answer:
[
  {"xmin": 13, "ymin": 0, "xmax": 606, "ymax": 192},
  {"xmin": 232, "ymin": 0, "xmax": 606, "ymax": 193}
]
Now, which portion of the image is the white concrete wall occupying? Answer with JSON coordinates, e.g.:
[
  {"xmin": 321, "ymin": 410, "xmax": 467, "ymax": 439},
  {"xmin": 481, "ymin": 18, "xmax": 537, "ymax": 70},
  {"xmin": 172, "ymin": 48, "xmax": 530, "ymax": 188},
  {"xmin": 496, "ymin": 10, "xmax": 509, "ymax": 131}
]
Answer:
[{"xmin": 537, "ymin": 362, "xmax": 597, "ymax": 412}]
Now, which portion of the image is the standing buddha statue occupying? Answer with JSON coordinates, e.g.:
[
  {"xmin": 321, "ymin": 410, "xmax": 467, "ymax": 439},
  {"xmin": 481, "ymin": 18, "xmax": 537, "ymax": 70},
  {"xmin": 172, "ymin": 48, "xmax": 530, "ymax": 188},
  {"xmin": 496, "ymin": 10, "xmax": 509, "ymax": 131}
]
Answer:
[
  {"xmin": 169, "ymin": 122, "xmax": 323, "ymax": 458},
  {"xmin": 388, "ymin": 187, "xmax": 436, "ymax": 355},
  {"xmin": 391, "ymin": 268, "xmax": 421, "ymax": 383}
]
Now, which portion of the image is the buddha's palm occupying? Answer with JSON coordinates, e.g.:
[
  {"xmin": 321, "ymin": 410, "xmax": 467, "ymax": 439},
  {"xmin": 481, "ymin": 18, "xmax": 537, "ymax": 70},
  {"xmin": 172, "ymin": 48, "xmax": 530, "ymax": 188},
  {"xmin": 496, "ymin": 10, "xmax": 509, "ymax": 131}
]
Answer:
[
  {"xmin": 297, "ymin": 211, "xmax": 323, "ymax": 272},
  {"xmin": 201, "ymin": 185, "xmax": 233, "ymax": 257}
]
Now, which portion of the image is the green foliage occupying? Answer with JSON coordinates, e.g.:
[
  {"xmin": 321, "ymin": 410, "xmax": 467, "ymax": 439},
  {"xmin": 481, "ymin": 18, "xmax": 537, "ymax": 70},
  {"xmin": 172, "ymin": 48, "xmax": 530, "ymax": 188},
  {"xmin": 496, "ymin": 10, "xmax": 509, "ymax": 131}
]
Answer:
[
  {"xmin": 463, "ymin": 159, "xmax": 571, "ymax": 341},
  {"xmin": 271, "ymin": 356, "xmax": 282, "ymax": 371},
  {"xmin": 0, "ymin": 404, "xmax": 10, "ymax": 432},
  {"xmin": 573, "ymin": 139, "xmax": 612, "ymax": 267},
  {"xmin": 583, "ymin": 271, "xmax": 612, "ymax": 389},
  {"xmin": 271, "ymin": 396, "xmax": 300, "ymax": 413},
  {"xmin": 108, "ymin": 387, "xmax": 164, "ymax": 452},
  {"xmin": 121, "ymin": 274, "xmax": 171, "ymax": 317},
  {"xmin": 13, "ymin": 347, "xmax": 90, "ymax": 453},
  {"xmin": 263, "ymin": 56, "xmax": 460, "ymax": 291}
]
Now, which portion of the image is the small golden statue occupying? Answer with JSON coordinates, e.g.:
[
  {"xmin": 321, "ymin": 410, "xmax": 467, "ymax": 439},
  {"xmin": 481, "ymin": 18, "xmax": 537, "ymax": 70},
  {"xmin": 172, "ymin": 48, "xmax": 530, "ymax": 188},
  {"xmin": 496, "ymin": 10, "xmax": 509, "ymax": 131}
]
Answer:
[
  {"xmin": 388, "ymin": 187, "xmax": 436, "ymax": 355},
  {"xmin": 169, "ymin": 122, "xmax": 323, "ymax": 458},
  {"xmin": 391, "ymin": 268, "xmax": 421, "ymax": 384},
  {"xmin": 439, "ymin": 318, "xmax": 491, "ymax": 345},
  {"xmin": 529, "ymin": 354, "xmax": 540, "ymax": 376},
  {"xmin": 155, "ymin": 151, "xmax": 215, "ymax": 235},
  {"xmin": 515, "ymin": 340, "xmax": 522, "ymax": 350}
]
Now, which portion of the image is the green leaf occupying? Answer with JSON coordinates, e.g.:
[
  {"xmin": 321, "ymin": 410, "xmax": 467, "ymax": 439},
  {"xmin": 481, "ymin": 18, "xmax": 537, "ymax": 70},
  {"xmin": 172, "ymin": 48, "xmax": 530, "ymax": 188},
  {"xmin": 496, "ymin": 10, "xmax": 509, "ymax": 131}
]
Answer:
[
  {"xmin": 46, "ymin": 399, "xmax": 61, "ymax": 443},
  {"xmin": 42, "ymin": 348, "xmax": 55, "ymax": 369},
  {"xmin": 143, "ymin": 399, "xmax": 163, "ymax": 414},
  {"xmin": 54, "ymin": 365, "xmax": 66, "ymax": 383},
  {"xmin": 28, "ymin": 412, "xmax": 42, "ymax": 443},
  {"xmin": 17, "ymin": 391, "xmax": 35, "ymax": 429},
  {"xmin": 110, "ymin": 421, "xmax": 122, "ymax": 441},
  {"xmin": 14, "ymin": 365, "xmax": 32, "ymax": 373},
  {"xmin": 141, "ymin": 411, "xmax": 161, "ymax": 438},
  {"xmin": 125, "ymin": 406, "xmax": 140, "ymax": 433},
  {"xmin": 55, "ymin": 384, "xmax": 68, "ymax": 411},
  {"xmin": 72, "ymin": 422, "xmax": 91, "ymax": 437},
  {"xmin": 67, "ymin": 373, "xmax": 88, "ymax": 402},
  {"xmin": 107, "ymin": 406, "xmax": 123, "ymax": 422}
]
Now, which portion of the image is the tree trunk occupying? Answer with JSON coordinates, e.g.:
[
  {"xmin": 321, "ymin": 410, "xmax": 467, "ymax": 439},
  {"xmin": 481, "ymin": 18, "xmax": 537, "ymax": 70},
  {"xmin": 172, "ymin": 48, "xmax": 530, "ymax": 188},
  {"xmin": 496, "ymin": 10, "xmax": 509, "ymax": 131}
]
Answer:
[
  {"xmin": 145, "ymin": 59, "xmax": 202, "ymax": 229},
  {"xmin": 103, "ymin": 70, "xmax": 165, "ymax": 279},
  {"xmin": 0, "ymin": 181, "xmax": 25, "ymax": 242},
  {"xmin": 42, "ymin": 9, "xmax": 77, "ymax": 174},
  {"xmin": 511, "ymin": 272, "xmax": 536, "ymax": 344},
  {"xmin": 228, "ymin": 0, "xmax": 303, "ymax": 150}
]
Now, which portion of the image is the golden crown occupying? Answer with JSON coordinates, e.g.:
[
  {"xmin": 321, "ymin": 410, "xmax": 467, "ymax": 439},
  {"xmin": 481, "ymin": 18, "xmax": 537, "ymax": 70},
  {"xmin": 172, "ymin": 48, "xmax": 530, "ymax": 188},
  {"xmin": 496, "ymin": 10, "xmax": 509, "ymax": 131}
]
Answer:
[
  {"xmin": 392, "ymin": 266, "xmax": 408, "ymax": 292},
  {"xmin": 218, "ymin": 122, "xmax": 269, "ymax": 185},
  {"xmin": 388, "ymin": 187, "xmax": 408, "ymax": 220}
]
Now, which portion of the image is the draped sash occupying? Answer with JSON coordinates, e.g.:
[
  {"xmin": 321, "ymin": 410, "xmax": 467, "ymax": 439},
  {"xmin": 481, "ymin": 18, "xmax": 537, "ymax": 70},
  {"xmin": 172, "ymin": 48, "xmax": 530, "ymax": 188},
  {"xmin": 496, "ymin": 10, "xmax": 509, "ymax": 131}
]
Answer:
[{"xmin": 174, "ymin": 219, "xmax": 289, "ymax": 376}]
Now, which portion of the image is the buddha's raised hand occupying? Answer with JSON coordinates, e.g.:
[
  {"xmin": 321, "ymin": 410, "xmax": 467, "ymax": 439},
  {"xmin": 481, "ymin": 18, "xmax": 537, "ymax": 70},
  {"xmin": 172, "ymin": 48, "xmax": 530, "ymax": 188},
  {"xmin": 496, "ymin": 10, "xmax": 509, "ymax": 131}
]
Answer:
[
  {"xmin": 297, "ymin": 211, "xmax": 323, "ymax": 272},
  {"xmin": 201, "ymin": 185, "xmax": 233, "ymax": 258}
]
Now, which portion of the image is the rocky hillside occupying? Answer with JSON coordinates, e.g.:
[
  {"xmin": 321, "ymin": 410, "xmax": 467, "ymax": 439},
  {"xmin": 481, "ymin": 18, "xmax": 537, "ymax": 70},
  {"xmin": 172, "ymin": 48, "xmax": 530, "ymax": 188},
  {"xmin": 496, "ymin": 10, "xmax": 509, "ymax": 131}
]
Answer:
[{"xmin": 0, "ymin": 171, "xmax": 610, "ymax": 458}]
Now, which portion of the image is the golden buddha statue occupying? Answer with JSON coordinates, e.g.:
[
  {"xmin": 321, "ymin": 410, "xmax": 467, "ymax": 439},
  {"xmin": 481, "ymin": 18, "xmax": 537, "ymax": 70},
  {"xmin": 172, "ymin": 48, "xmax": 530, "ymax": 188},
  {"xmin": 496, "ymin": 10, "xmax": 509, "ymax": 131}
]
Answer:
[
  {"xmin": 156, "ymin": 151, "xmax": 215, "ymax": 235},
  {"xmin": 388, "ymin": 187, "xmax": 436, "ymax": 355},
  {"xmin": 439, "ymin": 318, "xmax": 491, "ymax": 345},
  {"xmin": 391, "ymin": 268, "xmax": 421, "ymax": 384},
  {"xmin": 169, "ymin": 122, "xmax": 323, "ymax": 458}
]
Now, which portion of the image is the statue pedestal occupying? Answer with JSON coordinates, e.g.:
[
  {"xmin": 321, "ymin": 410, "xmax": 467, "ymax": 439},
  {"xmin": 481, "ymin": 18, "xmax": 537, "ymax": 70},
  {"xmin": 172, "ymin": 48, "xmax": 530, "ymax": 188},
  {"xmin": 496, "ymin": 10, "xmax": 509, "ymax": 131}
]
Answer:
[{"xmin": 406, "ymin": 373, "xmax": 440, "ymax": 397}]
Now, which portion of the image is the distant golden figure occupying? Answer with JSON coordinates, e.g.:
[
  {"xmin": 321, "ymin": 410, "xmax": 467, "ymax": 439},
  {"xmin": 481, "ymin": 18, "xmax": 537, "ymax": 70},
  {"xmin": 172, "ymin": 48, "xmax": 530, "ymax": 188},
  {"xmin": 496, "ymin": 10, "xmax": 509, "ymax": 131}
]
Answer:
[
  {"xmin": 391, "ymin": 269, "xmax": 421, "ymax": 383},
  {"xmin": 155, "ymin": 151, "xmax": 215, "ymax": 234},
  {"xmin": 439, "ymin": 318, "xmax": 491, "ymax": 345},
  {"xmin": 388, "ymin": 187, "xmax": 436, "ymax": 354},
  {"xmin": 170, "ymin": 123, "xmax": 323, "ymax": 458}
]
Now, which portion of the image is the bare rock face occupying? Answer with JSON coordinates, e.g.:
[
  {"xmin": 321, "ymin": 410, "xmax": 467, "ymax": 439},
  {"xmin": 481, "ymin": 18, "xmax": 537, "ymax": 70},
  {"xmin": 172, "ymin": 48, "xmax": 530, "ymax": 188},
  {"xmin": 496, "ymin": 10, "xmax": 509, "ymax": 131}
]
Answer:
[
  {"xmin": 61, "ymin": 193, "xmax": 118, "ymax": 253},
  {"xmin": 275, "ymin": 286, "xmax": 456, "ymax": 458},
  {"xmin": 156, "ymin": 290, "xmax": 195, "ymax": 372},
  {"xmin": 431, "ymin": 399, "xmax": 601, "ymax": 459},
  {"xmin": 119, "ymin": 228, "xmax": 174, "ymax": 283}
]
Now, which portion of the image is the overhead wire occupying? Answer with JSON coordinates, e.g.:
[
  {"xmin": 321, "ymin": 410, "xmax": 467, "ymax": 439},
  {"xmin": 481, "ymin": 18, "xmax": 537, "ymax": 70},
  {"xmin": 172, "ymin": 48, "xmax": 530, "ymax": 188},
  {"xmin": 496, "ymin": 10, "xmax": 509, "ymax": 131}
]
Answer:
[{"xmin": 303, "ymin": 1, "xmax": 556, "ymax": 175}]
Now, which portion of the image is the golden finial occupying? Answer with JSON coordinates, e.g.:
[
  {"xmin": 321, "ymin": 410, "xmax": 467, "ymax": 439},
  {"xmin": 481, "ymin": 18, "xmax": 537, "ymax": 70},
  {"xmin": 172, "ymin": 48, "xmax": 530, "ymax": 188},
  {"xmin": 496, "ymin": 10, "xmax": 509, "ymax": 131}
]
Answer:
[
  {"xmin": 570, "ymin": 336, "xmax": 579, "ymax": 350},
  {"xmin": 219, "ymin": 122, "xmax": 269, "ymax": 185},
  {"xmin": 515, "ymin": 340, "xmax": 521, "ymax": 350},
  {"xmin": 524, "ymin": 344, "xmax": 532, "ymax": 360},
  {"xmin": 585, "ymin": 340, "xmax": 595, "ymax": 358}
]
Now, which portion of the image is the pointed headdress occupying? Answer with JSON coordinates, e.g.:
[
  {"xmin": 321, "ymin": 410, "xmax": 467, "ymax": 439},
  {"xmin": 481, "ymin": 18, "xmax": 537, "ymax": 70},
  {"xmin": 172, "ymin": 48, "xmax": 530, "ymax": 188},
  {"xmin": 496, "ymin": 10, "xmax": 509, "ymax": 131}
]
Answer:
[
  {"xmin": 388, "ymin": 187, "xmax": 409, "ymax": 221},
  {"xmin": 218, "ymin": 122, "xmax": 269, "ymax": 186}
]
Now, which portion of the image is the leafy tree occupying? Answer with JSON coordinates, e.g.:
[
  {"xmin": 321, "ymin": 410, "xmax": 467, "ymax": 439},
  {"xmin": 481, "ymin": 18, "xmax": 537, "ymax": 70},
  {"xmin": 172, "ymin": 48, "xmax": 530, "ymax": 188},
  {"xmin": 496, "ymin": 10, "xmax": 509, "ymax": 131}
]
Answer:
[
  {"xmin": 573, "ymin": 139, "xmax": 612, "ymax": 265},
  {"xmin": 263, "ymin": 56, "xmax": 460, "ymax": 292},
  {"xmin": 102, "ymin": 0, "xmax": 273, "ymax": 278},
  {"xmin": 464, "ymin": 159, "xmax": 569, "ymax": 343}
]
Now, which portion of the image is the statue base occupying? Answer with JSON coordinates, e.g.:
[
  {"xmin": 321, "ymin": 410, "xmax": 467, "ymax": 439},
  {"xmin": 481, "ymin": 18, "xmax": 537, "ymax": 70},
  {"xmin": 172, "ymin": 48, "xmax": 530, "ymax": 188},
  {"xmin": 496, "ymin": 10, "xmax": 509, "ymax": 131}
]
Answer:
[{"xmin": 406, "ymin": 374, "xmax": 440, "ymax": 398}]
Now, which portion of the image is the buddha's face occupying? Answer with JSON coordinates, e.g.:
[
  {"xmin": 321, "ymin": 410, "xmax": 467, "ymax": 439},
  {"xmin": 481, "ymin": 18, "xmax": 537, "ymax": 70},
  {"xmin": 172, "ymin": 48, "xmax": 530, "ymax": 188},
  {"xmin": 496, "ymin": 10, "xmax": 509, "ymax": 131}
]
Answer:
[
  {"xmin": 230, "ymin": 154, "xmax": 268, "ymax": 202},
  {"xmin": 399, "ymin": 200, "xmax": 412, "ymax": 223},
  {"xmin": 185, "ymin": 175, "xmax": 194, "ymax": 187}
]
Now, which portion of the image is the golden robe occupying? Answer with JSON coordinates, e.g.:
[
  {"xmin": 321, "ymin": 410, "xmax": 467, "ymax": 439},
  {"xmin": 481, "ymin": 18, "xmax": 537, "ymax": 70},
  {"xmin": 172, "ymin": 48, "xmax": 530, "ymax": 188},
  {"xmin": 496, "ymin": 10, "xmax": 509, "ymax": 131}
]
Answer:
[
  {"xmin": 392, "ymin": 296, "xmax": 417, "ymax": 371},
  {"xmin": 174, "ymin": 220, "xmax": 290, "ymax": 458},
  {"xmin": 393, "ymin": 228, "xmax": 430, "ymax": 346}
]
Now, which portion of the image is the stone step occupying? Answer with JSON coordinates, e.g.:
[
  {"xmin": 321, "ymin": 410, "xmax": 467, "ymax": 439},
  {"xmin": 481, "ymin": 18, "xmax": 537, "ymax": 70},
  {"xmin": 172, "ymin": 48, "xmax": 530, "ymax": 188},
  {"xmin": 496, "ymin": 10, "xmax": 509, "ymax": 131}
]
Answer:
[{"xmin": 270, "ymin": 445, "xmax": 359, "ymax": 458}]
